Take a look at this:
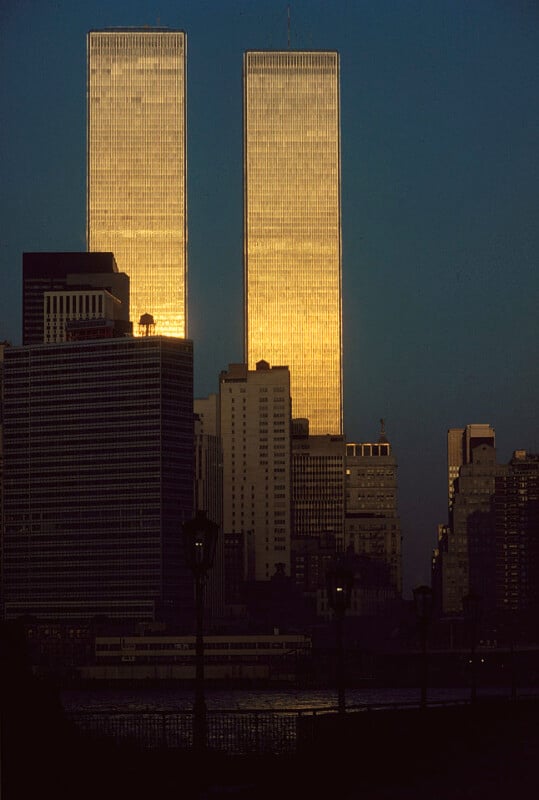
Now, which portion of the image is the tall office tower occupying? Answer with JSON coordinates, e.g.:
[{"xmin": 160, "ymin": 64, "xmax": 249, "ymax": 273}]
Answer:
[
  {"xmin": 291, "ymin": 420, "xmax": 345, "ymax": 596},
  {"xmin": 344, "ymin": 426, "xmax": 402, "ymax": 596},
  {"xmin": 243, "ymin": 51, "xmax": 342, "ymax": 435},
  {"xmin": 447, "ymin": 424, "xmax": 496, "ymax": 510},
  {"xmin": 220, "ymin": 361, "xmax": 291, "ymax": 584},
  {"xmin": 87, "ymin": 30, "xmax": 187, "ymax": 337},
  {"xmin": 2, "ymin": 336, "xmax": 194, "ymax": 624},
  {"xmin": 194, "ymin": 394, "xmax": 224, "ymax": 621},
  {"xmin": 23, "ymin": 252, "xmax": 129, "ymax": 344}
]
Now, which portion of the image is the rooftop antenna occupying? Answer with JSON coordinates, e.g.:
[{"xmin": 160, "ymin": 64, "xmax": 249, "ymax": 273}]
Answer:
[{"xmin": 287, "ymin": 4, "xmax": 291, "ymax": 49}]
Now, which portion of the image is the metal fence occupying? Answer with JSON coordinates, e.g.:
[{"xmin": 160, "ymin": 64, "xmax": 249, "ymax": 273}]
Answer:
[
  {"xmin": 66, "ymin": 707, "xmax": 324, "ymax": 754},
  {"xmin": 66, "ymin": 698, "xmax": 481, "ymax": 755}
]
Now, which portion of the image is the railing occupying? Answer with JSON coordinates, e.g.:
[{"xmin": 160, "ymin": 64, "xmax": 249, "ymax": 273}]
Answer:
[
  {"xmin": 67, "ymin": 708, "xmax": 312, "ymax": 753},
  {"xmin": 66, "ymin": 697, "xmax": 502, "ymax": 754}
]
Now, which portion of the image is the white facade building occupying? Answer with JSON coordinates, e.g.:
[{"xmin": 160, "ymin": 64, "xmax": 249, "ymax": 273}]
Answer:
[{"xmin": 220, "ymin": 361, "xmax": 291, "ymax": 582}]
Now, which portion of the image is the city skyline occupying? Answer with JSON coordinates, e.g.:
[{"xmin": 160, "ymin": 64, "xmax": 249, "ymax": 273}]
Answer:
[
  {"xmin": 244, "ymin": 50, "xmax": 343, "ymax": 435},
  {"xmin": 87, "ymin": 29, "xmax": 187, "ymax": 337},
  {"xmin": 1, "ymin": 0, "xmax": 538, "ymax": 594}
]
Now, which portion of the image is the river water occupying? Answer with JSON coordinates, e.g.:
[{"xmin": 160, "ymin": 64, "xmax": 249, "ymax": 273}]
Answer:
[{"xmin": 60, "ymin": 684, "xmax": 526, "ymax": 713}]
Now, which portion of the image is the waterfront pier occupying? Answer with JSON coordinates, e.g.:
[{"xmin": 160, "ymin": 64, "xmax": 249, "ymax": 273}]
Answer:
[{"xmin": 4, "ymin": 678, "xmax": 539, "ymax": 798}]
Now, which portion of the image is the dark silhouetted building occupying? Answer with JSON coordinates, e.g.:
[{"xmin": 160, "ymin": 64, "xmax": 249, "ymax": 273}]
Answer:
[
  {"xmin": 194, "ymin": 394, "xmax": 224, "ymax": 622},
  {"xmin": 2, "ymin": 336, "xmax": 194, "ymax": 625},
  {"xmin": 447, "ymin": 424, "xmax": 496, "ymax": 511},
  {"xmin": 443, "ymin": 439, "xmax": 504, "ymax": 614},
  {"xmin": 433, "ymin": 431, "xmax": 539, "ymax": 641},
  {"xmin": 291, "ymin": 420, "xmax": 345, "ymax": 603},
  {"xmin": 495, "ymin": 450, "xmax": 539, "ymax": 623}
]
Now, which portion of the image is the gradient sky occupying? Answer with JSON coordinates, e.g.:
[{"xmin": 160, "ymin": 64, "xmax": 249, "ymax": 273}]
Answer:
[{"xmin": 1, "ymin": 0, "xmax": 538, "ymax": 595}]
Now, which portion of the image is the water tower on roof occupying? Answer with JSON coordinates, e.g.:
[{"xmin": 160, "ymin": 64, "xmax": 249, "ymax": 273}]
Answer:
[{"xmin": 138, "ymin": 313, "xmax": 155, "ymax": 336}]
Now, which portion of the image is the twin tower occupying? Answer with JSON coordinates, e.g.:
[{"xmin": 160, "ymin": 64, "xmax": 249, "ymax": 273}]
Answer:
[{"xmin": 87, "ymin": 30, "xmax": 343, "ymax": 436}]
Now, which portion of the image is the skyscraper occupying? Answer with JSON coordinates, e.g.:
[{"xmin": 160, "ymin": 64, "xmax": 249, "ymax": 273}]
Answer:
[
  {"xmin": 243, "ymin": 51, "xmax": 342, "ymax": 435},
  {"xmin": 87, "ymin": 30, "xmax": 187, "ymax": 337},
  {"xmin": 2, "ymin": 336, "xmax": 194, "ymax": 624}
]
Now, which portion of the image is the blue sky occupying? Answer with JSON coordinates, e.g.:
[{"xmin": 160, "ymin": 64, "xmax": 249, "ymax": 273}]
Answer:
[{"xmin": 1, "ymin": 0, "xmax": 538, "ymax": 594}]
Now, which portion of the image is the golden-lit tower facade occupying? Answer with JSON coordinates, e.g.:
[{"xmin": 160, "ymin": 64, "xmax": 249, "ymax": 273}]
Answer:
[
  {"xmin": 87, "ymin": 30, "xmax": 187, "ymax": 337},
  {"xmin": 243, "ymin": 51, "xmax": 343, "ymax": 435}
]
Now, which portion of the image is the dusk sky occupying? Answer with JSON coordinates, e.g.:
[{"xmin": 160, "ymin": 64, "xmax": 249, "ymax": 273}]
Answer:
[{"xmin": 1, "ymin": 0, "xmax": 538, "ymax": 595}]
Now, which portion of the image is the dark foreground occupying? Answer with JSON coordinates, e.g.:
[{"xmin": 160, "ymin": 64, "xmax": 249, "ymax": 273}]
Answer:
[{"xmin": 3, "ymin": 667, "xmax": 539, "ymax": 800}]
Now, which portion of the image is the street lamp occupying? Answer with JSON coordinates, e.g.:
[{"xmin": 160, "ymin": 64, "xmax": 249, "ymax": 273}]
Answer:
[
  {"xmin": 413, "ymin": 585, "xmax": 433, "ymax": 710},
  {"xmin": 182, "ymin": 510, "xmax": 219, "ymax": 754},
  {"xmin": 326, "ymin": 561, "xmax": 354, "ymax": 716},
  {"xmin": 462, "ymin": 591, "xmax": 481, "ymax": 704}
]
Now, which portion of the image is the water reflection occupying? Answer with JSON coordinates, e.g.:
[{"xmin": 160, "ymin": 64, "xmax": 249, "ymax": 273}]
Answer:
[{"xmin": 61, "ymin": 685, "xmax": 525, "ymax": 714}]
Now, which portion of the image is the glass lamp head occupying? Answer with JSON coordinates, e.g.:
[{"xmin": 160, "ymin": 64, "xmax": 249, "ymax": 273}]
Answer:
[{"xmin": 182, "ymin": 510, "xmax": 219, "ymax": 576}]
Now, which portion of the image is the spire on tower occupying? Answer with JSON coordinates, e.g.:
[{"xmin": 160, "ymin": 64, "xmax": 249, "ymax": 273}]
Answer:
[{"xmin": 287, "ymin": 4, "xmax": 291, "ymax": 49}]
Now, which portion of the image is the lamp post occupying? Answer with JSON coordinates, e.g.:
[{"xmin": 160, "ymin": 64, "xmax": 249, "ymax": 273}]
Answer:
[
  {"xmin": 413, "ymin": 585, "xmax": 433, "ymax": 710},
  {"xmin": 326, "ymin": 561, "xmax": 354, "ymax": 717},
  {"xmin": 462, "ymin": 591, "xmax": 481, "ymax": 704},
  {"xmin": 182, "ymin": 510, "xmax": 219, "ymax": 754}
]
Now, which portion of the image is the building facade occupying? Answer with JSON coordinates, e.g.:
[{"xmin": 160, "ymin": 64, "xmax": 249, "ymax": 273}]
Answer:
[
  {"xmin": 291, "ymin": 421, "xmax": 345, "ymax": 597},
  {"xmin": 243, "ymin": 51, "xmax": 342, "ymax": 435},
  {"xmin": 87, "ymin": 30, "xmax": 187, "ymax": 337},
  {"xmin": 495, "ymin": 451, "xmax": 539, "ymax": 619},
  {"xmin": 219, "ymin": 361, "xmax": 292, "ymax": 584},
  {"xmin": 447, "ymin": 424, "xmax": 496, "ymax": 510},
  {"xmin": 43, "ymin": 289, "xmax": 127, "ymax": 343},
  {"xmin": 2, "ymin": 336, "xmax": 194, "ymax": 624},
  {"xmin": 194, "ymin": 394, "xmax": 224, "ymax": 621},
  {"xmin": 344, "ymin": 429, "xmax": 402, "ymax": 596},
  {"xmin": 448, "ymin": 442, "xmax": 500, "ymax": 615},
  {"xmin": 23, "ymin": 252, "xmax": 129, "ymax": 345},
  {"xmin": 433, "ymin": 425, "xmax": 498, "ymax": 615}
]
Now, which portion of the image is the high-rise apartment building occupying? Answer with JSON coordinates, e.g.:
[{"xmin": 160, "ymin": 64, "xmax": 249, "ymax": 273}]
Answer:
[
  {"xmin": 2, "ymin": 336, "xmax": 194, "ymax": 624},
  {"xmin": 220, "ymin": 361, "xmax": 291, "ymax": 583},
  {"xmin": 243, "ymin": 51, "xmax": 342, "ymax": 435},
  {"xmin": 87, "ymin": 30, "xmax": 187, "ymax": 337}
]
